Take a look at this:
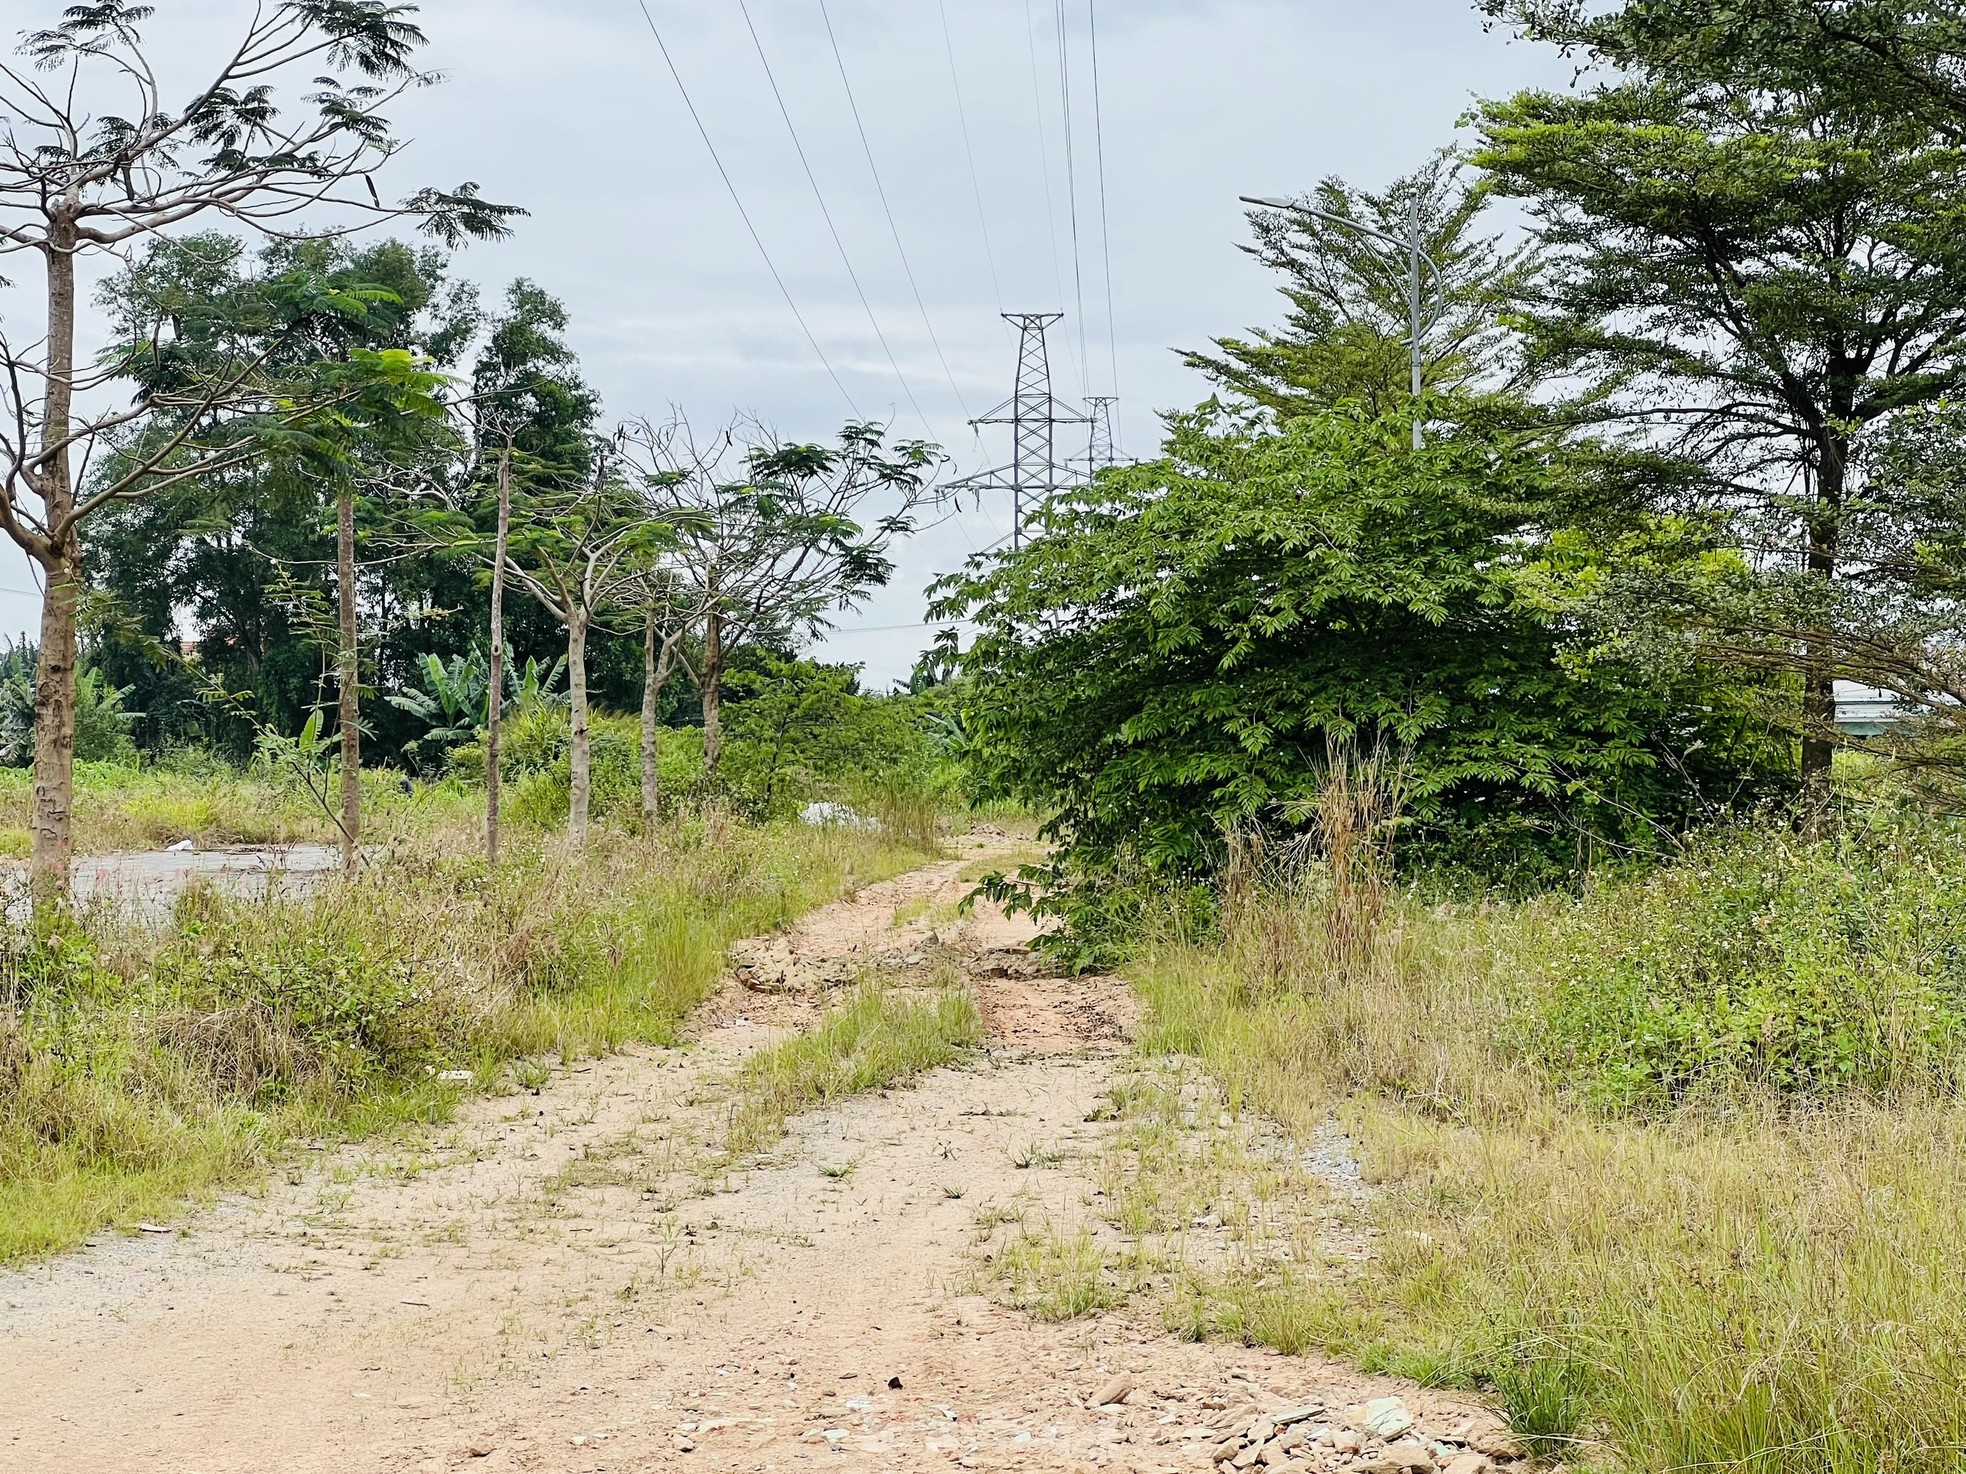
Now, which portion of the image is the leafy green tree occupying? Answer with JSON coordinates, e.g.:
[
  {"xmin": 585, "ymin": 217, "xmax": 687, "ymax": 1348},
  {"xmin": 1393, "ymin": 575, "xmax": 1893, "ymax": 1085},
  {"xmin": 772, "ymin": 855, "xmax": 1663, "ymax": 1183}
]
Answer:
[
  {"xmin": 460, "ymin": 280, "xmax": 603, "ymax": 860},
  {"xmin": 0, "ymin": 0, "xmax": 516, "ymax": 911},
  {"xmin": 1185, "ymin": 155, "xmax": 1542, "ymax": 420},
  {"xmin": 933, "ymin": 400, "xmax": 1790, "ymax": 944},
  {"xmin": 1481, "ymin": 1, "xmax": 1966, "ymax": 135},
  {"xmin": 1474, "ymin": 17, "xmax": 1966, "ymax": 806},
  {"xmin": 91, "ymin": 235, "xmax": 483, "ymax": 770},
  {"xmin": 618, "ymin": 415, "xmax": 944, "ymax": 779}
]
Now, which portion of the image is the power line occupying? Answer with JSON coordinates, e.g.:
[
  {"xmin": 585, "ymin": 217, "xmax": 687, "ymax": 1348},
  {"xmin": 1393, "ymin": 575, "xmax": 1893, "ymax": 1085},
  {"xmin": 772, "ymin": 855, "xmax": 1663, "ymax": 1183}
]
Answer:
[
  {"xmin": 631, "ymin": 0, "xmax": 860, "ymax": 416},
  {"xmin": 816, "ymin": 0, "xmax": 971, "ymax": 420},
  {"xmin": 1088, "ymin": 0, "xmax": 1121, "ymax": 435},
  {"xmin": 1022, "ymin": 0, "xmax": 1070, "ymax": 327},
  {"xmin": 937, "ymin": 0, "xmax": 1005, "ymax": 321},
  {"xmin": 1054, "ymin": 0, "xmax": 1090, "ymax": 398},
  {"xmin": 736, "ymin": 0, "xmax": 933, "ymax": 436}
]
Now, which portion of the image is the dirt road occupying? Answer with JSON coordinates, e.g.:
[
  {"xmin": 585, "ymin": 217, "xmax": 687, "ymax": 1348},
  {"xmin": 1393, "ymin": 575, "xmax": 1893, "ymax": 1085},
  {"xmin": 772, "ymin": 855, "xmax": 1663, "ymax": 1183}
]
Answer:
[{"xmin": 0, "ymin": 838, "xmax": 1483, "ymax": 1473}]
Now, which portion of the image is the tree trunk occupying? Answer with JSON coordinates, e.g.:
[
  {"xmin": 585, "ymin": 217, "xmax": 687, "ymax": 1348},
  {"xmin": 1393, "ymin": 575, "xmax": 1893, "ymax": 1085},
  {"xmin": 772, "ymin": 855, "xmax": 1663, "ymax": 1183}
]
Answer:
[
  {"xmin": 701, "ymin": 605, "xmax": 724, "ymax": 778},
  {"xmin": 641, "ymin": 610, "xmax": 661, "ymax": 830},
  {"xmin": 486, "ymin": 446, "xmax": 510, "ymax": 866},
  {"xmin": 30, "ymin": 552, "xmax": 79, "ymax": 919},
  {"xmin": 1800, "ymin": 441, "xmax": 1845, "ymax": 831},
  {"xmin": 337, "ymin": 479, "xmax": 361, "ymax": 871},
  {"xmin": 567, "ymin": 612, "xmax": 591, "ymax": 851},
  {"xmin": 28, "ymin": 219, "xmax": 80, "ymax": 919}
]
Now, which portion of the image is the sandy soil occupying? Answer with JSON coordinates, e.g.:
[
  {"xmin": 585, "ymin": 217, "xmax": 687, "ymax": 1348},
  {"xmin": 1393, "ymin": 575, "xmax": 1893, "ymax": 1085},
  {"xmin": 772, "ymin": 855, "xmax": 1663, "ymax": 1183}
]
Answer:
[{"xmin": 0, "ymin": 835, "xmax": 1479, "ymax": 1474}]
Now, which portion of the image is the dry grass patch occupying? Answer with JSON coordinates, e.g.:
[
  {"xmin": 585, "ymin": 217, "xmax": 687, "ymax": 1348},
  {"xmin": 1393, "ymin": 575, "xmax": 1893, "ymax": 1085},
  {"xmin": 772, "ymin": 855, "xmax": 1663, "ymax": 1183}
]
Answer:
[{"xmin": 1105, "ymin": 814, "xmax": 1966, "ymax": 1471}]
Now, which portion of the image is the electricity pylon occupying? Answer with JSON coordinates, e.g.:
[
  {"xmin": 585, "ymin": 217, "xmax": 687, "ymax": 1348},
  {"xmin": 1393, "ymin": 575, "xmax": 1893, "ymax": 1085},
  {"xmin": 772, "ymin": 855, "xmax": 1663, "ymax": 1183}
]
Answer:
[
  {"xmin": 1083, "ymin": 395, "xmax": 1119, "ymax": 472},
  {"xmin": 951, "ymin": 312, "xmax": 1088, "ymax": 550}
]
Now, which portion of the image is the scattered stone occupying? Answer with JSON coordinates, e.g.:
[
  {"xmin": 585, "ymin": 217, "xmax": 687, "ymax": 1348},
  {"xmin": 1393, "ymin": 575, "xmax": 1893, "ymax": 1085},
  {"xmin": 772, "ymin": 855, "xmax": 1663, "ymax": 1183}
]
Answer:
[
  {"xmin": 1353, "ymin": 1397, "xmax": 1416, "ymax": 1439},
  {"xmin": 137, "ymin": 1223, "xmax": 173, "ymax": 1235},
  {"xmin": 1274, "ymin": 1403, "xmax": 1325, "ymax": 1427},
  {"xmin": 1471, "ymin": 1428, "xmax": 1522, "ymax": 1460},
  {"xmin": 1212, "ymin": 1435, "xmax": 1242, "ymax": 1464},
  {"xmin": 1331, "ymin": 1430, "xmax": 1365, "ymax": 1455},
  {"xmin": 1092, "ymin": 1373, "xmax": 1135, "ymax": 1407},
  {"xmin": 465, "ymin": 1444, "xmax": 494, "ymax": 1459},
  {"xmin": 1442, "ymin": 1456, "xmax": 1491, "ymax": 1474},
  {"xmin": 888, "ymin": 1375, "xmax": 903, "ymax": 1389},
  {"xmin": 1382, "ymin": 1439, "xmax": 1436, "ymax": 1472}
]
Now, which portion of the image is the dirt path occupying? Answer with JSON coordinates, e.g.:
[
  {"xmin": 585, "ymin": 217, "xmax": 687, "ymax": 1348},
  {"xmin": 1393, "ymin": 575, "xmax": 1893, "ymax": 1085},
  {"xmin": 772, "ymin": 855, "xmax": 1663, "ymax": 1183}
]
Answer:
[{"xmin": 0, "ymin": 838, "xmax": 1494, "ymax": 1474}]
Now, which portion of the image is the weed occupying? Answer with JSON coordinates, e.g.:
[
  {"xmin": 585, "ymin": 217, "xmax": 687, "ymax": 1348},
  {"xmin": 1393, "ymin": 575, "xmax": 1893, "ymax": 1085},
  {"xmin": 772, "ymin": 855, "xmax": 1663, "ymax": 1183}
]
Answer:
[
  {"xmin": 0, "ymin": 805, "xmax": 931, "ymax": 1262},
  {"xmin": 724, "ymin": 975, "xmax": 980, "ymax": 1157},
  {"xmin": 1109, "ymin": 813, "xmax": 1966, "ymax": 1472}
]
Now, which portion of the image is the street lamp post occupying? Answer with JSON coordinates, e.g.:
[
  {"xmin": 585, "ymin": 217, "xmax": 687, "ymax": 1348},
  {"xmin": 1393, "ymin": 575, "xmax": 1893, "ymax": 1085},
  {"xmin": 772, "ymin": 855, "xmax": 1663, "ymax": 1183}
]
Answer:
[{"xmin": 1240, "ymin": 193, "xmax": 1441, "ymax": 450}]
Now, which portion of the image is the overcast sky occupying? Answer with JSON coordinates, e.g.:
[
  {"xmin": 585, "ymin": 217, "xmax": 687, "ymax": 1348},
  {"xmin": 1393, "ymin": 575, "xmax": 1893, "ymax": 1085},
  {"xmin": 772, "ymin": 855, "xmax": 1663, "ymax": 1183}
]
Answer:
[{"xmin": 2, "ymin": 0, "xmax": 1573, "ymax": 687}]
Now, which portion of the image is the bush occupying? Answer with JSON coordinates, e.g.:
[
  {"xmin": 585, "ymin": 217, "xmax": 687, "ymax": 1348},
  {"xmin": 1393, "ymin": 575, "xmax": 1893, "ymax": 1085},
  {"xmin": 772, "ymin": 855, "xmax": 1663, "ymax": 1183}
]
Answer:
[{"xmin": 1535, "ymin": 817, "xmax": 1966, "ymax": 1108}]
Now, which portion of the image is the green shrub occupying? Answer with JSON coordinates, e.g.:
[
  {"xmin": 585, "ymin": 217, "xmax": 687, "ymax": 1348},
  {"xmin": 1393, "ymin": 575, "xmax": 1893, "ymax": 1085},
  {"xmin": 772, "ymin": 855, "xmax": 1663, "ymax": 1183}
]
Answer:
[
  {"xmin": 1534, "ymin": 818, "xmax": 1966, "ymax": 1108},
  {"xmin": 153, "ymin": 928, "xmax": 455, "ymax": 1098}
]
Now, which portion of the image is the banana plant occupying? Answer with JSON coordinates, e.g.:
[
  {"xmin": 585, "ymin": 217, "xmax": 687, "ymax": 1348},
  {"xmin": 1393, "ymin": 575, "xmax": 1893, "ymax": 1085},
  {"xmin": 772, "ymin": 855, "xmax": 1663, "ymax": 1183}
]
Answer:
[{"xmin": 388, "ymin": 646, "xmax": 566, "ymax": 764}]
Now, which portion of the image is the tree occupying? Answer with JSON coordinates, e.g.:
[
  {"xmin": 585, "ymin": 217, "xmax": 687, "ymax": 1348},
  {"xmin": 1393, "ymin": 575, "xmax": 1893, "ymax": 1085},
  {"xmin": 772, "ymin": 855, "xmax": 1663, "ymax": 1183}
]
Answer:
[
  {"xmin": 617, "ymin": 415, "xmax": 943, "ymax": 779},
  {"xmin": 1185, "ymin": 155, "xmax": 1542, "ymax": 420},
  {"xmin": 330, "ymin": 356, "xmax": 448, "ymax": 864},
  {"xmin": 0, "ymin": 0, "xmax": 517, "ymax": 909},
  {"xmin": 1474, "ymin": 21, "xmax": 1966, "ymax": 807},
  {"xmin": 89, "ymin": 235, "xmax": 482, "ymax": 764},
  {"xmin": 494, "ymin": 449, "xmax": 674, "ymax": 850},
  {"xmin": 931, "ymin": 399, "xmax": 1791, "ymax": 936},
  {"xmin": 1481, "ymin": 2, "xmax": 1966, "ymax": 136},
  {"xmin": 462, "ymin": 280, "xmax": 600, "ymax": 862},
  {"xmin": 634, "ymin": 569, "xmax": 700, "ymax": 828}
]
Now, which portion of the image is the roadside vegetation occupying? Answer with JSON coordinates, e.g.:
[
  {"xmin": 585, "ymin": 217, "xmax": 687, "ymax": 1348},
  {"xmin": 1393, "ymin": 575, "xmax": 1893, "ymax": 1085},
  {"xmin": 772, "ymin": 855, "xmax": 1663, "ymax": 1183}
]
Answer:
[
  {"xmin": 0, "ymin": 804, "xmax": 933, "ymax": 1263},
  {"xmin": 724, "ymin": 969, "xmax": 982, "ymax": 1158},
  {"xmin": 1088, "ymin": 791, "xmax": 1966, "ymax": 1472}
]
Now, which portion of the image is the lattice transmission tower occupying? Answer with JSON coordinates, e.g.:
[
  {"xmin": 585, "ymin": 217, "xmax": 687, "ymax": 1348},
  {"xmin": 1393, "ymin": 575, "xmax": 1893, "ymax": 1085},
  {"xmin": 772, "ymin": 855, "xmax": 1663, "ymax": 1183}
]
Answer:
[
  {"xmin": 1081, "ymin": 395, "xmax": 1119, "ymax": 473},
  {"xmin": 951, "ymin": 313, "xmax": 1089, "ymax": 550}
]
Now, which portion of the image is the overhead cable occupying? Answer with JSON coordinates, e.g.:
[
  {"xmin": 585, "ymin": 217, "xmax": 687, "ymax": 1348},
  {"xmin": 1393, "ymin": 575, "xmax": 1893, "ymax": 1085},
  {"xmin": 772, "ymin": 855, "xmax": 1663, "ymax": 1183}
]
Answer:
[
  {"xmin": 1022, "ymin": 0, "xmax": 1071, "ymax": 328},
  {"xmin": 816, "ymin": 0, "xmax": 972, "ymax": 420},
  {"xmin": 937, "ymin": 0, "xmax": 1006, "ymax": 322},
  {"xmin": 1054, "ymin": 0, "xmax": 1091, "ymax": 397},
  {"xmin": 631, "ymin": 0, "xmax": 860, "ymax": 416},
  {"xmin": 1088, "ymin": 0, "xmax": 1121, "ymax": 435},
  {"xmin": 736, "ymin": 0, "xmax": 934, "ymax": 436}
]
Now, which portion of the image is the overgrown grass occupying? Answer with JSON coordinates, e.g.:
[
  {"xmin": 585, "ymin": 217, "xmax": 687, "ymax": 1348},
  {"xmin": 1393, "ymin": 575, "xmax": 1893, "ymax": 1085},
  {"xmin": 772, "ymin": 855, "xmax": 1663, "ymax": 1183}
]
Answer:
[
  {"xmin": 0, "ymin": 808, "xmax": 930, "ymax": 1262},
  {"xmin": 1111, "ymin": 813, "xmax": 1966, "ymax": 1472},
  {"xmin": 724, "ymin": 971, "xmax": 981, "ymax": 1157}
]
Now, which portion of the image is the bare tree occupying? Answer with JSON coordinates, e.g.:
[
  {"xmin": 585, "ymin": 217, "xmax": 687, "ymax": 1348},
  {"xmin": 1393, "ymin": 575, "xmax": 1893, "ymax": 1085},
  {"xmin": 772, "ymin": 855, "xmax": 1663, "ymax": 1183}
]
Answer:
[
  {"xmin": 497, "ymin": 444, "xmax": 673, "ymax": 850},
  {"xmin": 632, "ymin": 567, "xmax": 703, "ymax": 829},
  {"xmin": 617, "ymin": 414, "xmax": 944, "ymax": 779},
  {"xmin": 0, "ymin": 0, "xmax": 517, "ymax": 910}
]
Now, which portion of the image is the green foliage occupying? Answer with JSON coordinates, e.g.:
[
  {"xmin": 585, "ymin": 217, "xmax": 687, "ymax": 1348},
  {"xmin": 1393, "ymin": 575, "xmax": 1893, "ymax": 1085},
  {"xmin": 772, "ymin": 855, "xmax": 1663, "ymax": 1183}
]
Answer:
[
  {"xmin": 1535, "ymin": 817, "xmax": 1966, "ymax": 1109},
  {"xmin": 1186, "ymin": 154, "xmax": 1542, "ymax": 419},
  {"xmin": 152, "ymin": 924, "xmax": 451, "ymax": 1098},
  {"xmin": 726, "ymin": 977, "xmax": 981, "ymax": 1156},
  {"xmin": 0, "ymin": 641, "xmax": 141, "ymax": 767},
  {"xmin": 1474, "ymin": 9, "xmax": 1966, "ymax": 779},
  {"xmin": 935, "ymin": 399, "xmax": 1790, "ymax": 920}
]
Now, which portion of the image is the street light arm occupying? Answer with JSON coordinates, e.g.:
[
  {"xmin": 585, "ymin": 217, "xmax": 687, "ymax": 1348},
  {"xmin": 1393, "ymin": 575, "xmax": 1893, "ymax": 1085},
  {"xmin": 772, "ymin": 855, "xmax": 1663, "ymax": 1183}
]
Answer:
[{"xmin": 1239, "ymin": 195, "xmax": 1446, "ymax": 293}]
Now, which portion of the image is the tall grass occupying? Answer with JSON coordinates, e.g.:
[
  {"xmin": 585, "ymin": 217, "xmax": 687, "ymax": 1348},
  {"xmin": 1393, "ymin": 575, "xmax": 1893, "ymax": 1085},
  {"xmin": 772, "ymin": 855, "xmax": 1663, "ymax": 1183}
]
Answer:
[
  {"xmin": 0, "ymin": 810, "xmax": 929, "ymax": 1262},
  {"xmin": 1117, "ymin": 805, "xmax": 1966, "ymax": 1471}
]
